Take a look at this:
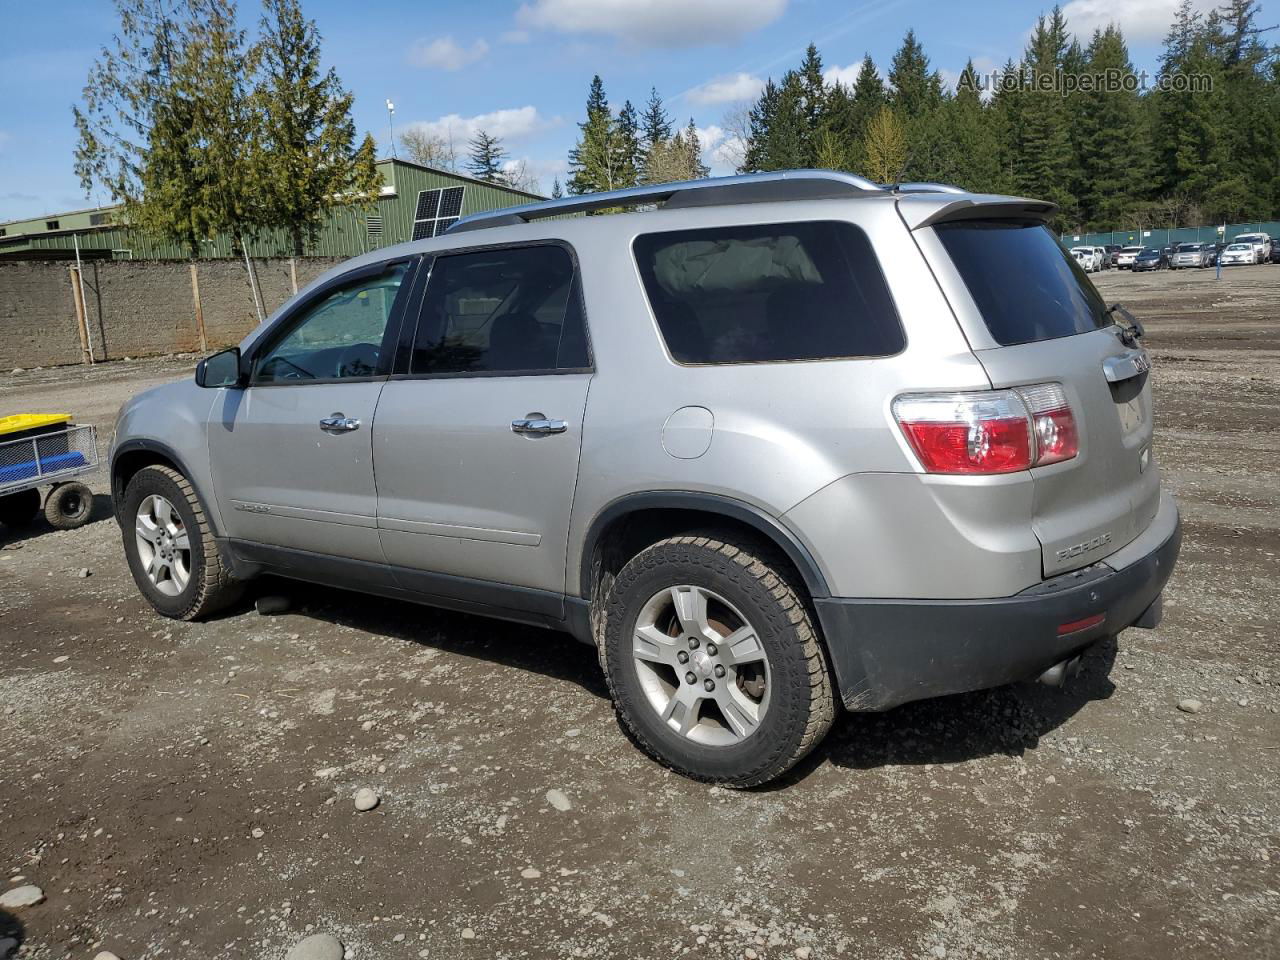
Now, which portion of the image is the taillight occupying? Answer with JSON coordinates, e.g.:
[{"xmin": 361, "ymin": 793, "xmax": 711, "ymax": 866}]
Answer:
[
  {"xmin": 894, "ymin": 385, "xmax": 1079, "ymax": 475},
  {"xmin": 1018, "ymin": 382, "xmax": 1079, "ymax": 465}
]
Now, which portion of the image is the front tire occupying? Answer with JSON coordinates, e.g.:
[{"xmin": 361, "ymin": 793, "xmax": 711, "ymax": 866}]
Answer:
[
  {"xmin": 602, "ymin": 534, "xmax": 835, "ymax": 787},
  {"xmin": 121, "ymin": 465, "xmax": 242, "ymax": 620}
]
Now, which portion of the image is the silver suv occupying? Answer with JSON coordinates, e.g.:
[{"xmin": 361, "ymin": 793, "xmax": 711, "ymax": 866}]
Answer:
[{"xmin": 111, "ymin": 171, "xmax": 1180, "ymax": 786}]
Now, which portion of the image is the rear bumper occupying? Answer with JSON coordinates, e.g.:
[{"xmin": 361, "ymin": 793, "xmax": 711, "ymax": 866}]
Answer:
[{"xmin": 815, "ymin": 495, "xmax": 1181, "ymax": 711}]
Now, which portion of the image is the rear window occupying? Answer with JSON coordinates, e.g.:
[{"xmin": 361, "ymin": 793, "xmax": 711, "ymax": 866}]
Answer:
[
  {"xmin": 632, "ymin": 221, "xmax": 904, "ymax": 364},
  {"xmin": 935, "ymin": 220, "xmax": 1108, "ymax": 346}
]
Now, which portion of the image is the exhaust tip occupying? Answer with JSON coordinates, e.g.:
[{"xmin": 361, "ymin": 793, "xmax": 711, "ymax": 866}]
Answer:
[{"xmin": 1038, "ymin": 654, "xmax": 1083, "ymax": 688}]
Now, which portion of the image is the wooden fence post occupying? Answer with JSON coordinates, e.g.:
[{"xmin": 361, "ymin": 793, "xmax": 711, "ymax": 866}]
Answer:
[
  {"xmin": 69, "ymin": 266, "xmax": 93, "ymax": 365},
  {"xmin": 289, "ymin": 257, "xmax": 298, "ymax": 296},
  {"xmin": 190, "ymin": 262, "xmax": 208, "ymax": 352}
]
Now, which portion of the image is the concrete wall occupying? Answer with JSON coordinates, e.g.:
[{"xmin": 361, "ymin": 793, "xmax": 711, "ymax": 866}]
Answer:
[{"xmin": 0, "ymin": 257, "xmax": 345, "ymax": 370}]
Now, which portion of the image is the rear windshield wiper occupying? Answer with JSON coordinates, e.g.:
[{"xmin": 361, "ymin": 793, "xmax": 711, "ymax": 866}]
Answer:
[{"xmin": 1106, "ymin": 303, "xmax": 1145, "ymax": 347}]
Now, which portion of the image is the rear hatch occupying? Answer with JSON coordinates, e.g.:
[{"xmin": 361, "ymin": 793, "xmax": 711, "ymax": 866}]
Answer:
[{"xmin": 927, "ymin": 217, "xmax": 1161, "ymax": 576}]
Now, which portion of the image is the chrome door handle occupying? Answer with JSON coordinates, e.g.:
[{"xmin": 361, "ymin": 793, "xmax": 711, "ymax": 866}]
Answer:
[
  {"xmin": 319, "ymin": 415, "xmax": 361, "ymax": 432},
  {"xmin": 511, "ymin": 417, "xmax": 567, "ymax": 435}
]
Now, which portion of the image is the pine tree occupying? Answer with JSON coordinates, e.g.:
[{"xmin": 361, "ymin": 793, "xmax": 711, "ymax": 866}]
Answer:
[
  {"xmin": 615, "ymin": 99, "xmax": 642, "ymax": 188},
  {"xmin": 1013, "ymin": 9, "xmax": 1076, "ymax": 217},
  {"xmin": 255, "ymin": 0, "xmax": 380, "ymax": 257},
  {"xmin": 945, "ymin": 59, "xmax": 1000, "ymax": 191},
  {"xmin": 818, "ymin": 81, "xmax": 857, "ymax": 170},
  {"xmin": 640, "ymin": 86, "xmax": 672, "ymax": 151},
  {"xmin": 1076, "ymin": 26, "xmax": 1146, "ymax": 229},
  {"xmin": 798, "ymin": 42, "xmax": 827, "ymax": 162},
  {"xmin": 742, "ymin": 78, "xmax": 781, "ymax": 172},
  {"xmin": 467, "ymin": 129, "xmax": 508, "ymax": 183},
  {"xmin": 684, "ymin": 118, "xmax": 709, "ymax": 178},
  {"xmin": 550, "ymin": 177, "xmax": 564, "ymax": 199},
  {"xmin": 887, "ymin": 29, "xmax": 951, "ymax": 181},
  {"xmin": 568, "ymin": 75, "xmax": 626, "ymax": 194}
]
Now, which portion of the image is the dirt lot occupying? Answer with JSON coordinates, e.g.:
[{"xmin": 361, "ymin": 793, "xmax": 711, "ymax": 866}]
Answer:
[{"xmin": 1, "ymin": 263, "xmax": 1278, "ymax": 960}]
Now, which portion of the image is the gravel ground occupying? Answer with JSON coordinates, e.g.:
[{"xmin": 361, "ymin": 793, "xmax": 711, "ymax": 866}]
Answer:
[{"xmin": 1, "ymin": 263, "xmax": 1278, "ymax": 960}]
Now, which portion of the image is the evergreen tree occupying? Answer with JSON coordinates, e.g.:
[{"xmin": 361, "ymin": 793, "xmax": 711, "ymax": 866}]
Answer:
[
  {"xmin": 1076, "ymin": 26, "xmax": 1146, "ymax": 229},
  {"xmin": 466, "ymin": 129, "xmax": 508, "ymax": 183},
  {"xmin": 945, "ymin": 59, "xmax": 1000, "ymax": 191},
  {"xmin": 550, "ymin": 177, "xmax": 564, "ymax": 199},
  {"xmin": 568, "ymin": 75, "xmax": 626, "ymax": 194},
  {"xmin": 615, "ymin": 99, "xmax": 642, "ymax": 187},
  {"xmin": 684, "ymin": 118, "xmax": 710, "ymax": 178},
  {"xmin": 640, "ymin": 86, "xmax": 672, "ymax": 150},
  {"xmin": 1013, "ymin": 8, "xmax": 1077, "ymax": 216},
  {"xmin": 254, "ymin": 0, "xmax": 380, "ymax": 257},
  {"xmin": 797, "ymin": 42, "xmax": 827, "ymax": 162},
  {"xmin": 818, "ymin": 81, "xmax": 857, "ymax": 170},
  {"xmin": 887, "ymin": 29, "xmax": 951, "ymax": 181}
]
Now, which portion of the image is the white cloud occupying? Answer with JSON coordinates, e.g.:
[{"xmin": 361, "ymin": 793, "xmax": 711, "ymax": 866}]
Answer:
[
  {"xmin": 408, "ymin": 36, "xmax": 490, "ymax": 70},
  {"xmin": 1059, "ymin": 0, "xmax": 1216, "ymax": 44},
  {"xmin": 516, "ymin": 0, "xmax": 787, "ymax": 47},
  {"xmin": 686, "ymin": 73, "xmax": 765, "ymax": 106},
  {"xmin": 694, "ymin": 125, "xmax": 746, "ymax": 175},
  {"xmin": 406, "ymin": 106, "xmax": 553, "ymax": 146}
]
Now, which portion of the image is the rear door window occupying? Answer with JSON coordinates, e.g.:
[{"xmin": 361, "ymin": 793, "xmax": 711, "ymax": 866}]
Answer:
[
  {"xmin": 409, "ymin": 244, "xmax": 590, "ymax": 375},
  {"xmin": 632, "ymin": 221, "xmax": 904, "ymax": 364},
  {"xmin": 934, "ymin": 220, "xmax": 1109, "ymax": 346}
]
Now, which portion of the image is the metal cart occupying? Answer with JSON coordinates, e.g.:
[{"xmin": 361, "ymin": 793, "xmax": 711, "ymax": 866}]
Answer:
[{"xmin": 0, "ymin": 414, "xmax": 100, "ymax": 531}]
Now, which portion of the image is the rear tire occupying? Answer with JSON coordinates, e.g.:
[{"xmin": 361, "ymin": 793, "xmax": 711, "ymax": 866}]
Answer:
[
  {"xmin": 0, "ymin": 488, "xmax": 41, "ymax": 529},
  {"xmin": 44, "ymin": 482, "xmax": 93, "ymax": 530},
  {"xmin": 602, "ymin": 533, "xmax": 836, "ymax": 787},
  {"xmin": 121, "ymin": 465, "xmax": 242, "ymax": 620}
]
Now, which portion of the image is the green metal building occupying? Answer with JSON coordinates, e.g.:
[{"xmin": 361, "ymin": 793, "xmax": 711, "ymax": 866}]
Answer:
[{"xmin": 0, "ymin": 159, "xmax": 542, "ymax": 261}]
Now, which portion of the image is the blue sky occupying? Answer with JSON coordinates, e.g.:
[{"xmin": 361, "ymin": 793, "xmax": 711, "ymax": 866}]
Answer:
[{"xmin": 0, "ymin": 0, "xmax": 1214, "ymax": 221}]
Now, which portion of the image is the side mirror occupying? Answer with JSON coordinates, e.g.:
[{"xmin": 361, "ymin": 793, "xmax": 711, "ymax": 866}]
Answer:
[{"xmin": 195, "ymin": 347, "xmax": 245, "ymax": 388}]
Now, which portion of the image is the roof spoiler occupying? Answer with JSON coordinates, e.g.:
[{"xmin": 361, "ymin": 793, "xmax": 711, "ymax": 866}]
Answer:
[{"xmin": 901, "ymin": 196, "xmax": 1058, "ymax": 230}]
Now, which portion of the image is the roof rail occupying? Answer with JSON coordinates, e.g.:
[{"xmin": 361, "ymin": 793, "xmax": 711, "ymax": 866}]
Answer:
[
  {"xmin": 446, "ymin": 169, "xmax": 885, "ymax": 235},
  {"xmin": 894, "ymin": 182, "xmax": 968, "ymax": 194}
]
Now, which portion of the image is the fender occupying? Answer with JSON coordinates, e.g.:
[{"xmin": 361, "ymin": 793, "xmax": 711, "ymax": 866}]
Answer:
[
  {"xmin": 577, "ymin": 491, "xmax": 831, "ymax": 601},
  {"xmin": 110, "ymin": 438, "xmax": 221, "ymax": 538}
]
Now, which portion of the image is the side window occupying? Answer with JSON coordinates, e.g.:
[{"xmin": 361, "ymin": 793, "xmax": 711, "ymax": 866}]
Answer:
[
  {"xmin": 254, "ymin": 263, "xmax": 409, "ymax": 383},
  {"xmin": 410, "ymin": 244, "xmax": 591, "ymax": 375},
  {"xmin": 632, "ymin": 221, "xmax": 904, "ymax": 364}
]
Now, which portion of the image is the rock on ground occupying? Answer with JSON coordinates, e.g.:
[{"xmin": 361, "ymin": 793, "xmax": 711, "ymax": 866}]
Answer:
[
  {"xmin": 285, "ymin": 932, "xmax": 344, "ymax": 960},
  {"xmin": 0, "ymin": 885, "xmax": 44, "ymax": 909},
  {"xmin": 545, "ymin": 788, "xmax": 571, "ymax": 812},
  {"xmin": 354, "ymin": 787, "xmax": 380, "ymax": 811}
]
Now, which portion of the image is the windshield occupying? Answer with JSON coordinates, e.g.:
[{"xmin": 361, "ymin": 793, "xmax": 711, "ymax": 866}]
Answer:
[
  {"xmin": 1178, "ymin": 244, "xmax": 1200, "ymax": 251},
  {"xmin": 935, "ymin": 220, "xmax": 1109, "ymax": 346}
]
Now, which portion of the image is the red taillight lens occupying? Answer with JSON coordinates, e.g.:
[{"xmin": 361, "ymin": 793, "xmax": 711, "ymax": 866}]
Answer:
[
  {"xmin": 894, "ymin": 391, "xmax": 1033, "ymax": 474},
  {"xmin": 894, "ymin": 385, "xmax": 1078, "ymax": 475}
]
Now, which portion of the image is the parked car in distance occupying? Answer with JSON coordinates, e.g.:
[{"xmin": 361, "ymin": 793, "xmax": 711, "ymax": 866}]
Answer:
[
  {"xmin": 1232, "ymin": 233, "xmax": 1272, "ymax": 264},
  {"xmin": 108, "ymin": 171, "xmax": 1180, "ymax": 787},
  {"xmin": 1170, "ymin": 242, "xmax": 1212, "ymax": 269},
  {"xmin": 1269, "ymin": 237, "xmax": 1280, "ymax": 264},
  {"xmin": 1220, "ymin": 242, "xmax": 1255, "ymax": 266},
  {"xmin": 1132, "ymin": 247, "xmax": 1168, "ymax": 272},
  {"xmin": 1103, "ymin": 244, "xmax": 1123, "ymax": 268},
  {"xmin": 1115, "ymin": 246, "xmax": 1144, "ymax": 269},
  {"xmin": 1070, "ymin": 246, "xmax": 1103, "ymax": 272}
]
